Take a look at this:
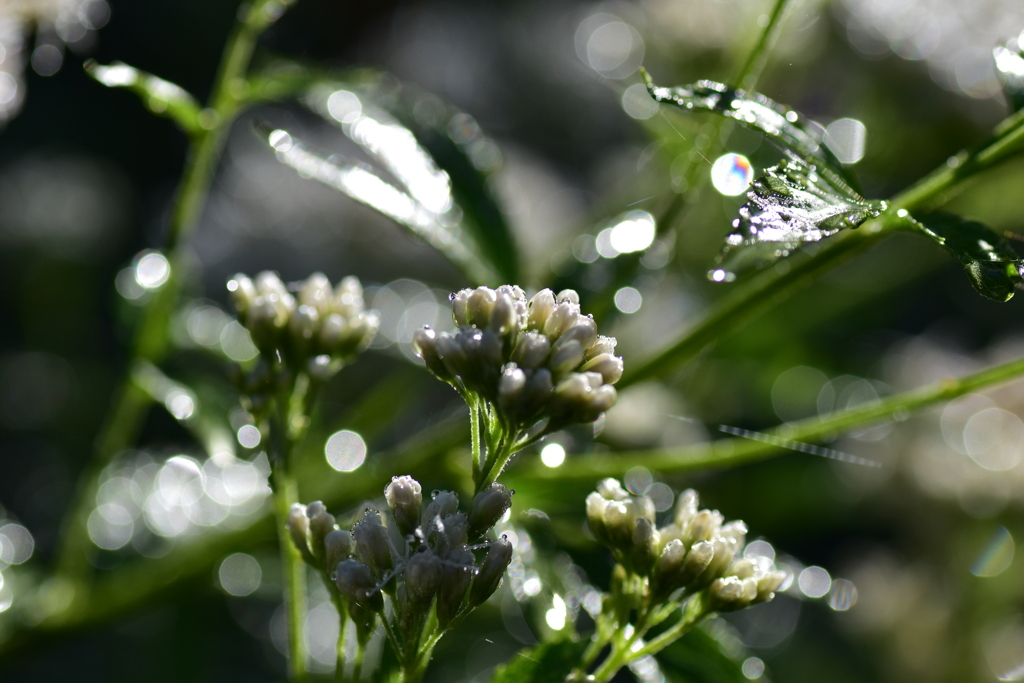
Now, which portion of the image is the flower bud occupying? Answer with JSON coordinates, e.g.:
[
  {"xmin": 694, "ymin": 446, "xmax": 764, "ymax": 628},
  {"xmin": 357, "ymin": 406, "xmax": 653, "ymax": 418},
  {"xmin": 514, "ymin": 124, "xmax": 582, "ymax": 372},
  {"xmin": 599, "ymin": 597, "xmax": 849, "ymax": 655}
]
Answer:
[
  {"xmin": 405, "ymin": 550, "xmax": 443, "ymax": 607},
  {"xmin": 631, "ymin": 518, "xmax": 660, "ymax": 576},
  {"xmin": 437, "ymin": 549, "xmax": 474, "ymax": 627},
  {"xmin": 227, "ymin": 275, "xmax": 257, "ymax": 317},
  {"xmin": 429, "ymin": 512, "xmax": 469, "ymax": 558},
  {"xmin": 332, "ymin": 276, "xmax": 364, "ymax": 317},
  {"xmin": 695, "ymin": 536, "xmax": 738, "ymax": 586},
  {"xmin": 556, "ymin": 289, "xmax": 580, "ymax": 305},
  {"xmin": 469, "ymin": 536, "xmax": 513, "ymax": 606},
  {"xmin": 288, "ymin": 503, "xmax": 314, "ymax": 564},
  {"xmin": 652, "ymin": 539, "xmax": 687, "ymax": 598},
  {"xmin": 308, "ymin": 506, "xmax": 337, "ymax": 563},
  {"xmin": 686, "ymin": 509, "xmax": 723, "ymax": 544},
  {"xmin": 324, "ymin": 529, "xmax": 353, "ymax": 574},
  {"xmin": 527, "ymin": 289, "xmax": 556, "ymax": 331},
  {"xmin": 255, "ymin": 271, "xmax": 288, "ymax": 297},
  {"xmin": 299, "ymin": 272, "xmax": 333, "ymax": 317},
  {"xmin": 718, "ymin": 520, "xmax": 747, "ymax": 553},
  {"xmin": 422, "ymin": 490, "xmax": 460, "ymax": 527},
  {"xmin": 543, "ymin": 303, "xmax": 579, "ymax": 340},
  {"xmin": 584, "ymin": 335, "xmax": 617, "ymax": 362},
  {"xmin": 468, "ymin": 483, "xmax": 514, "ymax": 536},
  {"xmin": 334, "ymin": 559, "xmax": 383, "ymax": 612},
  {"xmin": 678, "ymin": 540, "xmax": 715, "ymax": 586},
  {"xmin": 555, "ymin": 319, "xmax": 597, "ymax": 351},
  {"xmin": 523, "ymin": 368, "xmax": 553, "ymax": 413},
  {"xmin": 497, "ymin": 365, "xmax": 527, "ymax": 416},
  {"xmin": 413, "ymin": 327, "xmax": 450, "ymax": 380},
  {"xmin": 467, "ymin": 287, "xmax": 497, "ymax": 328},
  {"xmin": 510, "ymin": 331, "xmax": 550, "ymax": 370},
  {"xmin": 548, "ymin": 340, "xmax": 585, "ymax": 378},
  {"xmin": 489, "ymin": 291, "xmax": 518, "ymax": 336},
  {"xmin": 597, "ymin": 478, "xmax": 630, "ymax": 501},
  {"xmin": 708, "ymin": 575, "xmax": 758, "ymax": 612},
  {"xmin": 451, "ymin": 289, "xmax": 472, "ymax": 327},
  {"xmin": 756, "ymin": 571, "xmax": 786, "ymax": 602},
  {"xmin": 435, "ymin": 334, "xmax": 469, "ymax": 379},
  {"xmin": 289, "ymin": 304, "xmax": 320, "ymax": 345},
  {"xmin": 385, "ymin": 475, "xmax": 423, "ymax": 538},
  {"xmin": 673, "ymin": 489, "xmax": 699, "ymax": 529},
  {"xmin": 581, "ymin": 353, "xmax": 624, "ymax": 385},
  {"xmin": 353, "ymin": 510, "xmax": 395, "ymax": 583}
]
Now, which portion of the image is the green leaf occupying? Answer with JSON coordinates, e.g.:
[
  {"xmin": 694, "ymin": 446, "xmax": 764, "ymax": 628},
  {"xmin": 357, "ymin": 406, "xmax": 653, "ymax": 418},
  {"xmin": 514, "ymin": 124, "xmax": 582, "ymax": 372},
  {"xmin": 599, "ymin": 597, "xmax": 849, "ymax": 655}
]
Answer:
[
  {"xmin": 641, "ymin": 69, "xmax": 854, "ymax": 189},
  {"xmin": 913, "ymin": 214, "xmax": 1023, "ymax": 301},
  {"xmin": 303, "ymin": 81, "xmax": 519, "ymax": 283},
  {"xmin": 657, "ymin": 622, "xmax": 748, "ymax": 683},
  {"xmin": 257, "ymin": 123, "xmax": 498, "ymax": 285},
  {"xmin": 711, "ymin": 158, "xmax": 886, "ymax": 280},
  {"xmin": 994, "ymin": 40, "xmax": 1024, "ymax": 112},
  {"xmin": 488, "ymin": 635, "xmax": 589, "ymax": 683},
  {"xmin": 85, "ymin": 60, "xmax": 206, "ymax": 135}
]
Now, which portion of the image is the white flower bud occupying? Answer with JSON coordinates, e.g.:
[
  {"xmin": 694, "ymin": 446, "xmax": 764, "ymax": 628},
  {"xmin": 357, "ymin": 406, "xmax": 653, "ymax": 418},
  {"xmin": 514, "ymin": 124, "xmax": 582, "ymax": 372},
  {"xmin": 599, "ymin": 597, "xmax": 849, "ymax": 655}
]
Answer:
[
  {"xmin": 511, "ymin": 331, "xmax": 550, "ymax": 370},
  {"xmin": 227, "ymin": 275, "xmax": 257, "ymax": 317},
  {"xmin": 489, "ymin": 291, "xmax": 518, "ymax": 336},
  {"xmin": 686, "ymin": 509, "xmax": 723, "ymax": 543},
  {"xmin": 451, "ymin": 289, "xmax": 472, "ymax": 327},
  {"xmin": 718, "ymin": 520, "xmax": 748, "ymax": 553},
  {"xmin": 436, "ymin": 333, "xmax": 469, "ymax": 378},
  {"xmin": 556, "ymin": 318, "xmax": 597, "ymax": 351},
  {"xmin": 581, "ymin": 353, "xmax": 624, "ymax": 384},
  {"xmin": 674, "ymin": 489, "xmax": 699, "ymax": 529},
  {"xmin": 307, "ymin": 354, "xmax": 335, "ymax": 383},
  {"xmin": 288, "ymin": 503, "xmax": 314, "ymax": 564},
  {"xmin": 255, "ymin": 271, "xmax": 288, "ymax": 297},
  {"xmin": 597, "ymin": 478, "xmax": 629, "ymax": 501},
  {"xmin": 756, "ymin": 571, "xmax": 786, "ymax": 602},
  {"xmin": 543, "ymin": 302, "xmax": 580, "ymax": 340},
  {"xmin": 527, "ymin": 289, "xmax": 557, "ymax": 331},
  {"xmin": 556, "ymin": 289, "xmax": 580, "ymax": 305},
  {"xmin": 385, "ymin": 475, "xmax": 423, "ymax": 538},
  {"xmin": 413, "ymin": 326, "xmax": 451, "ymax": 380},
  {"xmin": 332, "ymin": 276, "xmax": 364, "ymax": 318},
  {"xmin": 548, "ymin": 340, "xmax": 585, "ymax": 377},
  {"xmin": 289, "ymin": 304, "xmax": 320, "ymax": 345},
  {"xmin": 585, "ymin": 335, "xmax": 617, "ymax": 361},
  {"xmin": 498, "ymin": 365, "xmax": 527, "ymax": 415},
  {"xmin": 308, "ymin": 506, "xmax": 337, "ymax": 562},
  {"xmin": 299, "ymin": 272, "xmax": 333, "ymax": 317},
  {"xmin": 467, "ymin": 286, "xmax": 497, "ymax": 327}
]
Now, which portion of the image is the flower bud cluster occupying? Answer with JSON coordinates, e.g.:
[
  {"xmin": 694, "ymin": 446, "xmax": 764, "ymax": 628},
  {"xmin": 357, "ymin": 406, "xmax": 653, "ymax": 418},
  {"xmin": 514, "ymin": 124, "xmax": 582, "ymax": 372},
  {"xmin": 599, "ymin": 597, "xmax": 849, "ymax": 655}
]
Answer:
[
  {"xmin": 587, "ymin": 479, "xmax": 785, "ymax": 613},
  {"xmin": 413, "ymin": 286, "xmax": 622, "ymax": 435},
  {"xmin": 227, "ymin": 271, "xmax": 379, "ymax": 382},
  {"xmin": 287, "ymin": 476, "xmax": 515, "ymax": 654}
]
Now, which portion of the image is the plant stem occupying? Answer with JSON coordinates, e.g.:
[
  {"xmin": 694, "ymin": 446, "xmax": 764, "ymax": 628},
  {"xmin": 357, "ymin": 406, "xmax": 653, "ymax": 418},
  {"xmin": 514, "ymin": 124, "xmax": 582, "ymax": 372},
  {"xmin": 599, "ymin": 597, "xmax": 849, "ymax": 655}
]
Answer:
[
  {"xmin": 621, "ymin": 109, "xmax": 1024, "ymax": 388},
  {"xmin": 273, "ymin": 466, "xmax": 307, "ymax": 681},
  {"xmin": 734, "ymin": 0, "xmax": 795, "ymax": 91},
  {"xmin": 54, "ymin": 0, "xmax": 289, "ymax": 582},
  {"xmin": 335, "ymin": 609, "xmax": 348, "ymax": 683},
  {"xmin": 519, "ymin": 350, "xmax": 1024, "ymax": 481}
]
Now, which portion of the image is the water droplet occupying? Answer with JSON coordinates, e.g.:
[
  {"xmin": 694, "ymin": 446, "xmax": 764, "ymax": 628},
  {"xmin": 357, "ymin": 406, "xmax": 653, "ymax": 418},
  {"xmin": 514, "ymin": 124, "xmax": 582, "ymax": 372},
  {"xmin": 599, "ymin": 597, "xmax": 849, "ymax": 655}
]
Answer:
[{"xmin": 710, "ymin": 153, "xmax": 754, "ymax": 196}]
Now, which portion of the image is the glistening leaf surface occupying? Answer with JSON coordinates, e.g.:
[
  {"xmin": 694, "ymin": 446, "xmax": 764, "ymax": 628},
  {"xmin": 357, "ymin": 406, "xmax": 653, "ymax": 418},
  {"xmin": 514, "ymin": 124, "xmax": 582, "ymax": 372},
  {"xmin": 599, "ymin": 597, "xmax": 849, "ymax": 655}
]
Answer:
[
  {"xmin": 257, "ymin": 123, "xmax": 496, "ymax": 285},
  {"xmin": 85, "ymin": 60, "xmax": 203, "ymax": 135},
  {"xmin": 657, "ymin": 625, "xmax": 748, "ymax": 683},
  {"xmin": 304, "ymin": 80, "xmax": 518, "ymax": 283},
  {"xmin": 914, "ymin": 214, "xmax": 1024, "ymax": 301},
  {"xmin": 641, "ymin": 69, "xmax": 854, "ymax": 189},
  {"xmin": 711, "ymin": 158, "xmax": 886, "ymax": 279},
  {"xmin": 994, "ymin": 40, "xmax": 1024, "ymax": 113}
]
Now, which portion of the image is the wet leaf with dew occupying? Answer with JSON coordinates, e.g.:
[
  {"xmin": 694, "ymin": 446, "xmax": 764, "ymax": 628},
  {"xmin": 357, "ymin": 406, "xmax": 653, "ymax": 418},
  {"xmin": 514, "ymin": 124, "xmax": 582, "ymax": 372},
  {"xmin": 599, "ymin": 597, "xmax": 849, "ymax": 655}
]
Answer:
[
  {"xmin": 85, "ymin": 60, "xmax": 205, "ymax": 135},
  {"xmin": 914, "ymin": 214, "xmax": 1024, "ymax": 301},
  {"xmin": 255, "ymin": 122, "xmax": 496, "ymax": 285},
  {"xmin": 710, "ymin": 158, "xmax": 886, "ymax": 279},
  {"xmin": 994, "ymin": 38, "xmax": 1024, "ymax": 112}
]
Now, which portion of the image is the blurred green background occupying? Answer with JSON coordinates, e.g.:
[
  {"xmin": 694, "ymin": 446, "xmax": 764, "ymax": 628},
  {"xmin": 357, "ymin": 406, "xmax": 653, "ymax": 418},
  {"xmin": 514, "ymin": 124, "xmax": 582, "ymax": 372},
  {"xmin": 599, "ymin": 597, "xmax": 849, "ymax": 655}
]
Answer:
[{"xmin": 2, "ymin": 0, "xmax": 1024, "ymax": 681}]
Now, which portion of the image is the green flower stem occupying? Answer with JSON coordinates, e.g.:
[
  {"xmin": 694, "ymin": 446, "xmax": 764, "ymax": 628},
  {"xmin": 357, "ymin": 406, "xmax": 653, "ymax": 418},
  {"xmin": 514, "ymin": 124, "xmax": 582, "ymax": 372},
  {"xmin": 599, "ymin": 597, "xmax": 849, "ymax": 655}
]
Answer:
[
  {"xmin": 272, "ymin": 466, "xmax": 307, "ymax": 682},
  {"xmin": 621, "ymin": 107, "xmax": 1024, "ymax": 388},
  {"xmin": 335, "ymin": 607, "xmax": 348, "ymax": 683},
  {"xmin": 470, "ymin": 400, "xmax": 483, "ymax": 484},
  {"xmin": 54, "ymin": 0, "xmax": 292, "ymax": 581},
  {"xmin": 734, "ymin": 0, "xmax": 795, "ymax": 91},
  {"xmin": 519, "ymin": 351, "xmax": 1024, "ymax": 482}
]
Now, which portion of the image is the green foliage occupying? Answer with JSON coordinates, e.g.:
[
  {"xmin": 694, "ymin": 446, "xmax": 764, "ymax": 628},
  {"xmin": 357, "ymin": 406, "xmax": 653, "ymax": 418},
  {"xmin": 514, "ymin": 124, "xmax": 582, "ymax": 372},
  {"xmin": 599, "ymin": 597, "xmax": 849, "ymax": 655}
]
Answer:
[
  {"xmin": 914, "ymin": 214, "xmax": 1024, "ymax": 301},
  {"xmin": 489, "ymin": 636, "xmax": 590, "ymax": 683},
  {"xmin": 657, "ymin": 626, "xmax": 747, "ymax": 683}
]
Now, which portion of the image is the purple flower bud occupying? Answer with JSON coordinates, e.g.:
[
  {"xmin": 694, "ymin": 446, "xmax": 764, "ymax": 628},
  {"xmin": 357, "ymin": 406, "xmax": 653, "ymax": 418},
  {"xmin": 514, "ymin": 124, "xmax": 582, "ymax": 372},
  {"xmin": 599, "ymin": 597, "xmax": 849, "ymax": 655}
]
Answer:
[
  {"xmin": 469, "ymin": 536, "xmax": 513, "ymax": 606},
  {"xmin": 385, "ymin": 475, "xmax": 423, "ymax": 538},
  {"xmin": 468, "ymin": 483, "xmax": 514, "ymax": 536},
  {"xmin": 334, "ymin": 559, "xmax": 383, "ymax": 612},
  {"xmin": 353, "ymin": 510, "xmax": 395, "ymax": 583}
]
